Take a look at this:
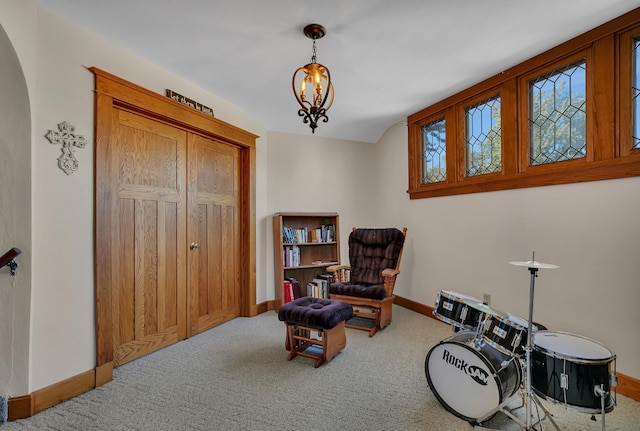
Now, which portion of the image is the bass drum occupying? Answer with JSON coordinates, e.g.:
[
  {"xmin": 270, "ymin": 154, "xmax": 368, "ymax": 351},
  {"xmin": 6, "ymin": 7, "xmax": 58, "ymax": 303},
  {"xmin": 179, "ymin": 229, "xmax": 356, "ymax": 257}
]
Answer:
[{"xmin": 425, "ymin": 331, "xmax": 522, "ymax": 423}]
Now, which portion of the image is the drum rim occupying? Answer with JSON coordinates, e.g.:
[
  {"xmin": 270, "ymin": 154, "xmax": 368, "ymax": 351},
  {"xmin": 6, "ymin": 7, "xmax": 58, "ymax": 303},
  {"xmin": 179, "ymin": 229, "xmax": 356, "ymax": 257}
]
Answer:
[
  {"xmin": 425, "ymin": 336, "xmax": 506, "ymax": 422},
  {"xmin": 438, "ymin": 289, "xmax": 481, "ymax": 302},
  {"xmin": 533, "ymin": 330, "xmax": 615, "ymax": 362}
]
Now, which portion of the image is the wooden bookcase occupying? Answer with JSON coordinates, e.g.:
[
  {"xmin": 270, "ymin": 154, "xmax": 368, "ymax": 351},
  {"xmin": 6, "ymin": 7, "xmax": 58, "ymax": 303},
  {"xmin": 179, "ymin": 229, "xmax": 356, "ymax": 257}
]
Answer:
[{"xmin": 273, "ymin": 212, "xmax": 340, "ymax": 310}]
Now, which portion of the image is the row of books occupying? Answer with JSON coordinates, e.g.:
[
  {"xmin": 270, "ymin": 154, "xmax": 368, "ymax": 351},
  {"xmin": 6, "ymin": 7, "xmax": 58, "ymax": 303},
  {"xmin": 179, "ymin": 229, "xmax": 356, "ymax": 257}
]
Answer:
[
  {"xmin": 283, "ymin": 245, "xmax": 300, "ymax": 268},
  {"xmin": 282, "ymin": 274, "xmax": 334, "ymax": 303},
  {"xmin": 282, "ymin": 224, "xmax": 336, "ymax": 244},
  {"xmin": 306, "ymin": 274, "xmax": 333, "ymax": 299}
]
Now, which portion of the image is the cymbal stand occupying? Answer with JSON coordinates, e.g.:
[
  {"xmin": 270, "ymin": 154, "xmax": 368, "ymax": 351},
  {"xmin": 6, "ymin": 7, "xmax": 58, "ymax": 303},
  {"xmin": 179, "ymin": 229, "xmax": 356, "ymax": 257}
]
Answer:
[
  {"xmin": 510, "ymin": 252, "xmax": 559, "ymax": 431},
  {"xmin": 524, "ymin": 262, "xmax": 537, "ymax": 430}
]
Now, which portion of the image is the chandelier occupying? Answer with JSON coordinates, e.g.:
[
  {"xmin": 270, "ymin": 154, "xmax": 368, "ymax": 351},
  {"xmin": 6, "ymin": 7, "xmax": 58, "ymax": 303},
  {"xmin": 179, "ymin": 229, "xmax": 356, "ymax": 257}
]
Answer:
[{"xmin": 292, "ymin": 24, "xmax": 334, "ymax": 133}]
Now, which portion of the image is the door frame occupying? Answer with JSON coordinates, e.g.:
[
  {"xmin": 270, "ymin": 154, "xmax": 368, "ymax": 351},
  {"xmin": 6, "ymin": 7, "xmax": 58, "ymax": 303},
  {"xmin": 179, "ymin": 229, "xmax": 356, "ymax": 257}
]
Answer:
[{"xmin": 92, "ymin": 68, "xmax": 258, "ymax": 371}]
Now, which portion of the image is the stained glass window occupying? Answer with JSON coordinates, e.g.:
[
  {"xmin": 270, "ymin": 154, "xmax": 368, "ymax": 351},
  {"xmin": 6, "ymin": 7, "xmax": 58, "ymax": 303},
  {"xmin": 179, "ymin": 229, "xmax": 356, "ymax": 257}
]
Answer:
[
  {"xmin": 465, "ymin": 95, "xmax": 502, "ymax": 176},
  {"xmin": 529, "ymin": 59, "xmax": 586, "ymax": 166},
  {"xmin": 421, "ymin": 118, "xmax": 446, "ymax": 183}
]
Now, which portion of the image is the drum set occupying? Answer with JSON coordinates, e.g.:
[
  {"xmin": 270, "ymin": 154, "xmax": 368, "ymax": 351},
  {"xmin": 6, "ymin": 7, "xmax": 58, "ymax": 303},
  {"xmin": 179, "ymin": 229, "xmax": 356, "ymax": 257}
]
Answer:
[{"xmin": 425, "ymin": 256, "xmax": 617, "ymax": 430}]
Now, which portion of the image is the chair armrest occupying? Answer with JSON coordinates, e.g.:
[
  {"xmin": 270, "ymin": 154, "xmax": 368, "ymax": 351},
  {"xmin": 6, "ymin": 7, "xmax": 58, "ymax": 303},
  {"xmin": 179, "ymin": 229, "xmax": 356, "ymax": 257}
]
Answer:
[
  {"xmin": 381, "ymin": 268, "xmax": 400, "ymax": 296},
  {"xmin": 381, "ymin": 268, "xmax": 400, "ymax": 278},
  {"xmin": 326, "ymin": 264, "xmax": 350, "ymax": 273},
  {"xmin": 326, "ymin": 265, "xmax": 351, "ymax": 283}
]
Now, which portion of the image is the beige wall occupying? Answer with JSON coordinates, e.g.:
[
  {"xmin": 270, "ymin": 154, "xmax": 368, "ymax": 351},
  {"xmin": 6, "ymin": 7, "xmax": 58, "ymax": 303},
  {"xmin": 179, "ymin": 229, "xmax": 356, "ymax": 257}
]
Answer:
[
  {"xmin": 376, "ymin": 121, "xmax": 640, "ymax": 378},
  {"xmin": 0, "ymin": 0, "xmax": 638, "ymax": 400},
  {"xmin": 0, "ymin": 18, "xmax": 32, "ymax": 397},
  {"xmin": 0, "ymin": 1, "xmax": 269, "ymax": 394}
]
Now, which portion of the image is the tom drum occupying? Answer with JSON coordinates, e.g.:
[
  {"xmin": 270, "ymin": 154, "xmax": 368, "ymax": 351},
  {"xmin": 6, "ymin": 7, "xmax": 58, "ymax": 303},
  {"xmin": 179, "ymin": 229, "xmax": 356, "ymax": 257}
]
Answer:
[
  {"xmin": 425, "ymin": 331, "xmax": 522, "ymax": 422},
  {"xmin": 482, "ymin": 314, "xmax": 536, "ymax": 357},
  {"xmin": 433, "ymin": 290, "xmax": 483, "ymax": 330},
  {"xmin": 532, "ymin": 330, "xmax": 616, "ymax": 413}
]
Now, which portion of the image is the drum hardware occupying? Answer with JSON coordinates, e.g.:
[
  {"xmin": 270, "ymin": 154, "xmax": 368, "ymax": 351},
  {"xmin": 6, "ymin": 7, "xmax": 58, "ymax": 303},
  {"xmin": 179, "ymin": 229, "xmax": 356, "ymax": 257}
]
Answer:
[
  {"xmin": 509, "ymin": 251, "xmax": 559, "ymax": 431},
  {"xmin": 593, "ymin": 384, "xmax": 608, "ymax": 431}
]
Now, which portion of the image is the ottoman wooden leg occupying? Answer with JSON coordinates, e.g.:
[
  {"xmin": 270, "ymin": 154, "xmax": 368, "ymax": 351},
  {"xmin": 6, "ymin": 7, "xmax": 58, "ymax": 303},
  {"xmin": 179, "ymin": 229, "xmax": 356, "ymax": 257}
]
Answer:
[{"xmin": 323, "ymin": 321, "xmax": 347, "ymax": 363}]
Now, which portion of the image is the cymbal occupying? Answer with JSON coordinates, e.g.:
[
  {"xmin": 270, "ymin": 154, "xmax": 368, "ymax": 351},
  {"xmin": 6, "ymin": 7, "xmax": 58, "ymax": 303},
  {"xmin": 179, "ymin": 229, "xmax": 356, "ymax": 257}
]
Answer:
[
  {"xmin": 509, "ymin": 260, "xmax": 559, "ymax": 269},
  {"xmin": 461, "ymin": 297, "xmax": 508, "ymax": 318}
]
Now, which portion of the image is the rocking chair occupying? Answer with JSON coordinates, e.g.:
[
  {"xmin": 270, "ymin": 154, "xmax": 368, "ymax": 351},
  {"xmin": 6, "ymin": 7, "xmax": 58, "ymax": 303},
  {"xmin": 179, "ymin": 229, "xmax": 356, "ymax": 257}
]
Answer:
[{"xmin": 327, "ymin": 227, "xmax": 407, "ymax": 337}]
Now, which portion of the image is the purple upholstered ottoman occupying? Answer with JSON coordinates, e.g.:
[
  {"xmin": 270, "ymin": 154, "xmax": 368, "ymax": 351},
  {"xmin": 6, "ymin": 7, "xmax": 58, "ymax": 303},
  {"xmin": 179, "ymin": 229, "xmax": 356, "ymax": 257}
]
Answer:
[{"xmin": 278, "ymin": 297, "xmax": 353, "ymax": 367}]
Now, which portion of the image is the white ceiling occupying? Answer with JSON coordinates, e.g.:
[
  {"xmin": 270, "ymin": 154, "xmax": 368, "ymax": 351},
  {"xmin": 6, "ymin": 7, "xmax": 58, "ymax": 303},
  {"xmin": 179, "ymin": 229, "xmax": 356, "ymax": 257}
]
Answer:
[{"xmin": 36, "ymin": 0, "xmax": 640, "ymax": 143}]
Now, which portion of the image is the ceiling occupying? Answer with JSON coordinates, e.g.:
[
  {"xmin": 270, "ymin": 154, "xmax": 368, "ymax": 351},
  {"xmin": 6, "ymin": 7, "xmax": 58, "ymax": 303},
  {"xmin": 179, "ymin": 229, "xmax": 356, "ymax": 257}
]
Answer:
[{"xmin": 36, "ymin": 0, "xmax": 640, "ymax": 143}]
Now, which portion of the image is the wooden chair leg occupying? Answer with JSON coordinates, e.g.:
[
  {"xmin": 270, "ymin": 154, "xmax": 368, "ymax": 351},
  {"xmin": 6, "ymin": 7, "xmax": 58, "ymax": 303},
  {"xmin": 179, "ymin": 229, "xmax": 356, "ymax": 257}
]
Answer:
[{"xmin": 284, "ymin": 323, "xmax": 346, "ymax": 367}]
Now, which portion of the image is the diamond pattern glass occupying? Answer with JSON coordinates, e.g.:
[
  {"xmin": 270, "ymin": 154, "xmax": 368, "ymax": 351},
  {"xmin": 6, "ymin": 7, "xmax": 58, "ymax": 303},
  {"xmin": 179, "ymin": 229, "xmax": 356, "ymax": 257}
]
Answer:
[
  {"xmin": 633, "ymin": 38, "xmax": 640, "ymax": 149},
  {"xmin": 465, "ymin": 95, "xmax": 501, "ymax": 176},
  {"xmin": 528, "ymin": 59, "xmax": 586, "ymax": 166},
  {"xmin": 421, "ymin": 118, "xmax": 446, "ymax": 183}
]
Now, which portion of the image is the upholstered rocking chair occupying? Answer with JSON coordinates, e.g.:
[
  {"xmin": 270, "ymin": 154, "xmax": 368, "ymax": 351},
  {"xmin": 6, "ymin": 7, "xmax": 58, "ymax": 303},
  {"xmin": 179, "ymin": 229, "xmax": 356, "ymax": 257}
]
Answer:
[{"xmin": 326, "ymin": 227, "xmax": 407, "ymax": 337}]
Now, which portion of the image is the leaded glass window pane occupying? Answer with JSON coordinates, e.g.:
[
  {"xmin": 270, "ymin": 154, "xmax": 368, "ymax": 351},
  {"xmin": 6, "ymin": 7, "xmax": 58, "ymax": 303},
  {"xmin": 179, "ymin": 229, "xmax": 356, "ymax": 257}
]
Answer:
[
  {"xmin": 633, "ymin": 37, "xmax": 640, "ymax": 149},
  {"xmin": 421, "ymin": 118, "xmax": 446, "ymax": 184},
  {"xmin": 465, "ymin": 95, "xmax": 502, "ymax": 176},
  {"xmin": 528, "ymin": 59, "xmax": 586, "ymax": 166}
]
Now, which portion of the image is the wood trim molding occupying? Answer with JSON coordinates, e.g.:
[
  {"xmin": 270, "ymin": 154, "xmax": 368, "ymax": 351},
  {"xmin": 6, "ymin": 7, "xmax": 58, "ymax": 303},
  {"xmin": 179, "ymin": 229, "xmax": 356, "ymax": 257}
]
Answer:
[
  {"xmin": 393, "ymin": 294, "xmax": 640, "ymax": 402},
  {"xmin": 89, "ymin": 67, "xmax": 258, "ymax": 148},
  {"xmin": 7, "ymin": 395, "xmax": 33, "ymax": 421},
  {"xmin": 7, "ymin": 363, "xmax": 111, "ymax": 421}
]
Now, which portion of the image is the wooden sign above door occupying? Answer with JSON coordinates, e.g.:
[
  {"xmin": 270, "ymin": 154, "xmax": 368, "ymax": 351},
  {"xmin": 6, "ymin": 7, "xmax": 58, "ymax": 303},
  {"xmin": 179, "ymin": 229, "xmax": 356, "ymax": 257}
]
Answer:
[{"xmin": 166, "ymin": 89, "xmax": 215, "ymax": 117}]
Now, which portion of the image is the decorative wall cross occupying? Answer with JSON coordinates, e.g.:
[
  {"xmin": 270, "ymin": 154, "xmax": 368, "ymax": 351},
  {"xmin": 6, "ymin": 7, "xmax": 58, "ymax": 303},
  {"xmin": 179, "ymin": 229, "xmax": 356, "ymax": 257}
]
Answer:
[{"xmin": 45, "ymin": 121, "xmax": 87, "ymax": 175}]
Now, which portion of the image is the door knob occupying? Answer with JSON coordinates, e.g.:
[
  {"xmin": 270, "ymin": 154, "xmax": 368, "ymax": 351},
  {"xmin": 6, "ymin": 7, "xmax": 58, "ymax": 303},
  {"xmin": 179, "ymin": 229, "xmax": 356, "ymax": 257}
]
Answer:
[{"xmin": 190, "ymin": 242, "xmax": 199, "ymax": 250}]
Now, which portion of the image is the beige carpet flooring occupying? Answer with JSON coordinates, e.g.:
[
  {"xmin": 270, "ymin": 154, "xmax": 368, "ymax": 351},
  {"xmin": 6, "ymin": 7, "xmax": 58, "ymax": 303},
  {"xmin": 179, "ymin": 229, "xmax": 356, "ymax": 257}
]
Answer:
[{"xmin": 2, "ymin": 305, "xmax": 639, "ymax": 430}]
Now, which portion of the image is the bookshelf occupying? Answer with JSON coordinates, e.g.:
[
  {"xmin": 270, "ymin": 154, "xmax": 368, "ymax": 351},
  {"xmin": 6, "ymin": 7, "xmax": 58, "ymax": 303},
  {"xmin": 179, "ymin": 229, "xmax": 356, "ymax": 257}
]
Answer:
[{"xmin": 273, "ymin": 212, "xmax": 340, "ymax": 310}]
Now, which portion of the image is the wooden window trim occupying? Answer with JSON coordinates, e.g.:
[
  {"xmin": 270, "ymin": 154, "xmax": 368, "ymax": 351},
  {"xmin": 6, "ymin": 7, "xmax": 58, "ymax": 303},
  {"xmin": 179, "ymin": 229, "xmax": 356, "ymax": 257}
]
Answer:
[{"xmin": 408, "ymin": 7, "xmax": 640, "ymax": 199}]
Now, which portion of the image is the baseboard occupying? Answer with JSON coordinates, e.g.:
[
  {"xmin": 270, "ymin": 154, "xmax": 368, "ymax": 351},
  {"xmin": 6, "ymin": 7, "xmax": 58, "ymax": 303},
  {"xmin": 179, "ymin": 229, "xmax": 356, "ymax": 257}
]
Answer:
[
  {"xmin": 255, "ymin": 300, "xmax": 276, "ymax": 315},
  {"xmin": 7, "ymin": 395, "xmax": 33, "ymax": 421},
  {"xmin": 393, "ymin": 294, "xmax": 640, "ymax": 402},
  {"xmin": 8, "ymin": 361, "xmax": 113, "ymax": 421}
]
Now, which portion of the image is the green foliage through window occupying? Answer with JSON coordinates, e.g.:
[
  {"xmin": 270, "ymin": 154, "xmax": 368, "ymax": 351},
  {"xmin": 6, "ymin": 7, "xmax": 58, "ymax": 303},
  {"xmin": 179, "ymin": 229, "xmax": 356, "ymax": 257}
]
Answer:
[
  {"xmin": 528, "ymin": 59, "xmax": 587, "ymax": 166},
  {"xmin": 465, "ymin": 95, "xmax": 502, "ymax": 176},
  {"xmin": 421, "ymin": 118, "xmax": 446, "ymax": 183}
]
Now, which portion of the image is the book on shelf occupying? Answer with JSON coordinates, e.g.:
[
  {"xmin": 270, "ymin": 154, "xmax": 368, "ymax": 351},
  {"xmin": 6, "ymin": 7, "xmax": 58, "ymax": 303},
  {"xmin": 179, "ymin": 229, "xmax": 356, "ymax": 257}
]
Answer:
[{"xmin": 283, "ymin": 280, "xmax": 292, "ymax": 303}]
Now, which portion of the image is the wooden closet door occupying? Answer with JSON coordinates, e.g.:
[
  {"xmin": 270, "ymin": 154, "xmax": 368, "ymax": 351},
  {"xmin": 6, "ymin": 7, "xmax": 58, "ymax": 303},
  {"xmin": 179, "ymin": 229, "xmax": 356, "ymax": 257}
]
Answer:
[
  {"xmin": 187, "ymin": 133, "xmax": 241, "ymax": 336},
  {"xmin": 110, "ymin": 109, "xmax": 187, "ymax": 366}
]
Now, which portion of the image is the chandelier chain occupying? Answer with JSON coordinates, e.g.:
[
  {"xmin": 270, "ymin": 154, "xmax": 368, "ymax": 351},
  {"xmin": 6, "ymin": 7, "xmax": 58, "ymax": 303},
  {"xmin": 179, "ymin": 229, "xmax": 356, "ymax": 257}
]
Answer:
[{"xmin": 311, "ymin": 40, "xmax": 317, "ymax": 63}]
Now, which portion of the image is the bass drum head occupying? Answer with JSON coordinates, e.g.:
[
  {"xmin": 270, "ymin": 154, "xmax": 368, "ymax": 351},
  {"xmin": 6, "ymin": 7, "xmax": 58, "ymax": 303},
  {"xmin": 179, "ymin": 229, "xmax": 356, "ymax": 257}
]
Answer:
[{"xmin": 425, "ymin": 334, "xmax": 502, "ymax": 422}]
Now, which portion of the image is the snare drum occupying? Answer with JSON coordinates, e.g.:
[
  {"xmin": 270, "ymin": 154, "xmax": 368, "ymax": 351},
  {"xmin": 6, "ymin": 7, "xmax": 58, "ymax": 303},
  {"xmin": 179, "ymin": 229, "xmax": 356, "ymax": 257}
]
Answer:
[
  {"xmin": 433, "ymin": 290, "xmax": 483, "ymax": 330},
  {"xmin": 532, "ymin": 330, "xmax": 616, "ymax": 413},
  {"xmin": 482, "ymin": 314, "xmax": 536, "ymax": 357},
  {"xmin": 425, "ymin": 331, "xmax": 522, "ymax": 422}
]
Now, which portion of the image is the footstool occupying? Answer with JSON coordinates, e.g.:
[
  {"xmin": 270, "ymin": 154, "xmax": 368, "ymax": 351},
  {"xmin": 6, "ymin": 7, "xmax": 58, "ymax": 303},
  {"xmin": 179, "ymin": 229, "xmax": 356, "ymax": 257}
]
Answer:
[{"xmin": 278, "ymin": 297, "xmax": 353, "ymax": 367}]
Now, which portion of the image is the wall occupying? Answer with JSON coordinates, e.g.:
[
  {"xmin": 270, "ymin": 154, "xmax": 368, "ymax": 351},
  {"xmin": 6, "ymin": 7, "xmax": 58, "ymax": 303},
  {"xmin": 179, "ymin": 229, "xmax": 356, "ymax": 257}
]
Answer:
[
  {"xmin": 376, "ymin": 121, "xmax": 640, "ymax": 378},
  {"xmin": 1, "ymin": 1, "xmax": 269, "ymax": 394},
  {"xmin": 265, "ymin": 131, "xmax": 379, "ymax": 275},
  {"xmin": 0, "ymin": 18, "xmax": 32, "ymax": 397}
]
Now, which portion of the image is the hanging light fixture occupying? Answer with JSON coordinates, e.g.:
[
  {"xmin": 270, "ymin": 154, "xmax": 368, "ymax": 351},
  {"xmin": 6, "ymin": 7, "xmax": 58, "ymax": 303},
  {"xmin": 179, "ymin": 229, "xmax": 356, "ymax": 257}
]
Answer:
[{"xmin": 292, "ymin": 24, "xmax": 334, "ymax": 133}]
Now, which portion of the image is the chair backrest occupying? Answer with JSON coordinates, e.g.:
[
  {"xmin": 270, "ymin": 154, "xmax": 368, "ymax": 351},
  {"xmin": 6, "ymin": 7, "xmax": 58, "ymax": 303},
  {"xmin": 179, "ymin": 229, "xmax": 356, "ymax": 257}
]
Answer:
[{"xmin": 348, "ymin": 228, "xmax": 406, "ymax": 285}]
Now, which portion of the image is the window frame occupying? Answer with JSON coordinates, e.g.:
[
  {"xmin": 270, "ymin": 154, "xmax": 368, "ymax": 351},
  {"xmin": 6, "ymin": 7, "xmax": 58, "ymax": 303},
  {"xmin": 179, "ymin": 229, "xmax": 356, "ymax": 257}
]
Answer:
[
  {"xmin": 407, "ymin": 7, "xmax": 640, "ymax": 200},
  {"xmin": 518, "ymin": 51, "xmax": 591, "ymax": 174}
]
